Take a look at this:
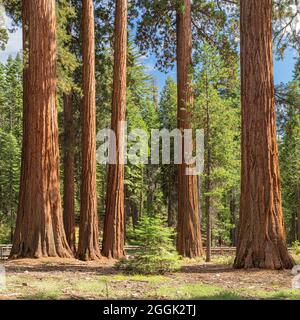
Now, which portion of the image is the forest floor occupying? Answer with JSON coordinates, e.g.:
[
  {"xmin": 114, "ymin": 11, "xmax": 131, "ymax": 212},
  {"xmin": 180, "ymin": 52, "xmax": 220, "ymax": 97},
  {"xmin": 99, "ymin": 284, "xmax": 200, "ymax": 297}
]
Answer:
[{"xmin": 0, "ymin": 255, "xmax": 300, "ymax": 300}]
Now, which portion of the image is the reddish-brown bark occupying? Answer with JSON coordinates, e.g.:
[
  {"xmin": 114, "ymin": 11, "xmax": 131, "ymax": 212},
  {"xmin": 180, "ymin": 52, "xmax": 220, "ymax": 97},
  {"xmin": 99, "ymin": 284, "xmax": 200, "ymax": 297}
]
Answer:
[
  {"xmin": 10, "ymin": 0, "xmax": 72, "ymax": 258},
  {"xmin": 102, "ymin": 0, "xmax": 127, "ymax": 259},
  {"xmin": 63, "ymin": 93, "xmax": 76, "ymax": 253},
  {"xmin": 234, "ymin": 0, "xmax": 294, "ymax": 269},
  {"xmin": 77, "ymin": 0, "xmax": 101, "ymax": 261},
  {"xmin": 176, "ymin": 0, "xmax": 203, "ymax": 258}
]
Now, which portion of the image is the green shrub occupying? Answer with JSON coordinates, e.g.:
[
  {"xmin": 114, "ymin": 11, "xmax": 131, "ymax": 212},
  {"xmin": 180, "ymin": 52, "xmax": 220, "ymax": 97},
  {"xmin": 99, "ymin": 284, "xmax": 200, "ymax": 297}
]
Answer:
[
  {"xmin": 0, "ymin": 223, "xmax": 10, "ymax": 244},
  {"xmin": 292, "ymin": 240, "xmax": 300, "ymax": 255},
  {"xmin": 125, "ymin": 224, "xmax": 140, "ymax": 246},
  {"xmin": 116, "ymin": 215, "xmax": 181, "ymax": 274}
]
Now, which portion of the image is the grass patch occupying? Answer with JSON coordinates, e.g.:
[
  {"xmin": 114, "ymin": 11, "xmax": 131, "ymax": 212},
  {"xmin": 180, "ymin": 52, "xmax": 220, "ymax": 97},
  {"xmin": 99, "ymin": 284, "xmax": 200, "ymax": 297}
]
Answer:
[
  {"xmin": 153, "ymin": 283, "xmax": 300, "ymax": 300},
  {"xmin": 232, "ymin": 287, "xmax": 300, "ymax": 300},
  {"xmin": 291, "ymin": 254, "xmax": 300, "ymax": 265},
  {"xmin": 181, "ymin": 257, "xmax": 205, "ymax": 265},
  {"xmin": 154, "ymin": 283, "xmax": 243, "ymax": 300},
  {"xmin": 211, "ymin": 255, "xmax": 235, "ymax": 265},
  {"xmin": 3, "ymin": 259, "xmax": 300, "ymax": 300},
  {"xmin": 181, "ymin": 255, "xmax": 234, "ymax": 266},
  {"xmin": 72, "ymin": 279, "xmax": 107, "ymax": 295},
  {"xmin": 103, "ymin": 274, "xmax": 169, "ymax": 283}
]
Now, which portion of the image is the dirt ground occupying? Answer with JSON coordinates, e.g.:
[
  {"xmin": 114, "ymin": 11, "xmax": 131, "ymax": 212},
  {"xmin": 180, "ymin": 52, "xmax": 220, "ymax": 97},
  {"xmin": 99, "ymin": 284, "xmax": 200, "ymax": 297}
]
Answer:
[{"xmin": 0, "ymin": 257, "xmax": 299, "ymax": 300}]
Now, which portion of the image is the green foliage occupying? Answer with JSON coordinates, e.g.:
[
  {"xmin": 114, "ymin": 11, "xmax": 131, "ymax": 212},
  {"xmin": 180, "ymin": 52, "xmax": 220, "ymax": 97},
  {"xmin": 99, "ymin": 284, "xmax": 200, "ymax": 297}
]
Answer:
[
  {"xmin": 273, "ymin": 1, "xmax": 300, "ymax": 57},
  {"xmin": 291, "ymin": 241, "xmax": 300, "ymax": 255},
  {"xmin": 0, "ymin": 2, "xmax": 8, "ymax": 50},
  {"xmin": 116, "ymin": 215, "xmax": 181, "ymax": 274},
  {"xmin": 1, "ymin": 0, "xmax": 297, "ymax": 253},
  {"xmin": 56, "ymin": 0, "xmax": 80, "ymax": 95},
  {"xmin": 134, "ymin": 0, "xmax": 237, "ymax": 71},
  {"xmin": 158, "ymin": 77, "xmax": 178, "ymax": 226},
  {"xmin": 1, "ymin": 0, "xmax": 21, "ymax": 25},
  {"xmin": 194, "ymin": 43, "xmax": 240, "ymax": 245},
  {"xmin": 278, "ymin": 56, "xmax": 300, "ymax": 243},
  {"xmin": 0, "ymin": 55, "xmax": 22, "ymax": 239},
  {"xmin": 0, "ymin": 223, "xmax": 9, "ymax": 243}
]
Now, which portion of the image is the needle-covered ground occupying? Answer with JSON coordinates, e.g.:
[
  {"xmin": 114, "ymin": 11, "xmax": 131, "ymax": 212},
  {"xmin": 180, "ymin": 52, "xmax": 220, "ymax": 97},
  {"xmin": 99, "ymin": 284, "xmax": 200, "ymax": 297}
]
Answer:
[{"xmin": 0, "ymin": 255, "xmax": 300, "ymax": 300}]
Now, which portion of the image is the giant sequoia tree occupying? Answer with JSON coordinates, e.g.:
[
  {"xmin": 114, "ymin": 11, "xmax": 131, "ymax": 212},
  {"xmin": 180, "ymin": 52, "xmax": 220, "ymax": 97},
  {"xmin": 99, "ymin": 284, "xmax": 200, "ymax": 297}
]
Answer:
[
  {"xmin": 10, "ymin": 0, "xmax": 72, "ymax": 258},
  {"xmin": 234, "ymin": 0, "xmax": 294, "ymax": 269},
  {"xmin": 102, "ymin": 0, "xmax": 127, "ymax": 259},
  {"xmin": 77, "ymin": 0, "xmax": 101, "ymax": 261},
  {"xmin": 176, "ymin": 0, "xmax": 203, "ymax": 258}
]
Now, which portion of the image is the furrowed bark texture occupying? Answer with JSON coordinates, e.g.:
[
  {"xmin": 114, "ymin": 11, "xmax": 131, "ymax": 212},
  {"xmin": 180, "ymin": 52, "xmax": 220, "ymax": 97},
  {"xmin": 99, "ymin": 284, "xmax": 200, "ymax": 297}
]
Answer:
[
  {"xmin": 11, "ymin": 0, "xmax": 72, "ymax": 258},
  {"xmin": 176, "ymin": 0, "xmax": 203, "ymax": 258},
  {"xmin": 102, "ymin": 0, "xmax": 127, "ymax": 259},
  {"xmin": 234, "ymin": 0, "xmax": 294, "ymax": 269},
  {"xmin": 77, "ymin": 0, "xmax": 101, "ymax": 261}
]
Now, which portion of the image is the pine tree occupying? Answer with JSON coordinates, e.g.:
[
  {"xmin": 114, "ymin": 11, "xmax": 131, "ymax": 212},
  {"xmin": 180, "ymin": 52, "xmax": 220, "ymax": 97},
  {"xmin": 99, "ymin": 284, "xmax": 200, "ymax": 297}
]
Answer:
[
  {"xmin": 116, "ymin": 215, "xmax": 181, "ymax": 274},
  {"xmin": 159, "ymin": 77, "xmax": 178, "ymax": 227}
]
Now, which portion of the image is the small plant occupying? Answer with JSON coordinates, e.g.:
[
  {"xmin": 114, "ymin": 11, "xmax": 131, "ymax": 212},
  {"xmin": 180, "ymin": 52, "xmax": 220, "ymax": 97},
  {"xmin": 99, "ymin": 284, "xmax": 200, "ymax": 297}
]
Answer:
[
  {"xmin": 116, "ymin": 215, "xmax": 181, "ymax": 274},
  {"xmin": 0, "ymin": 223, "xmax": 10, "ymax": 244},
  {"xmin": 292, "ymin": 241, "xmax": 300, "ymax": 255}
]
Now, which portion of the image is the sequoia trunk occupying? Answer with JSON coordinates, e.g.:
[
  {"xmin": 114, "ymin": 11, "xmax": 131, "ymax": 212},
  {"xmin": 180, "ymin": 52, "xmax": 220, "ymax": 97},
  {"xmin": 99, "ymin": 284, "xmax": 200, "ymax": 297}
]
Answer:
[
  {"xmin": 176, "ymin": 0, "xmax": 203, "ymax": 258},
  {"xmin": 63, "ymin": 93, "xmax": 76, "ymax": 253},
  {"xmin": 234, "ymin": 0, "xmax": 294, "ymax": 269},
  {"xmin": 77, "ymin": 0, "xmax": 101, "ymax": 261},
  {"xmin": 11, "ymin": 0, "xmax": 72, "ymax": 258},
  {"xmin": 102, "ymin": 0, "xmax": 127, "ymax": 259}
]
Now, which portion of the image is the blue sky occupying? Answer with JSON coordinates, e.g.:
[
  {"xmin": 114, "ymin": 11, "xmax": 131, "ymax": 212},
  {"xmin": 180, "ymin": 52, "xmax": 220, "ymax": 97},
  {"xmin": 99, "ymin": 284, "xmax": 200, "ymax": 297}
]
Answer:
[
  {"xmin": 0, "ymin": 17, "xmax": 297, "ymax": 90},
  {"xmin": 142, "ymin": 49, "xmax": 298, "ymax": 89}
]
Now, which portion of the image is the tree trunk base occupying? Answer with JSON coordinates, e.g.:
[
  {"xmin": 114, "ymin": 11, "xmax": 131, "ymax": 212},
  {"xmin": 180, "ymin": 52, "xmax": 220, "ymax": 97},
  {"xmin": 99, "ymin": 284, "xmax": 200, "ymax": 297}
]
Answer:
[
  {"xmin": 234, "ymin": 240, "xmax": 295, "ymax": 270},
  {"xmin": 76, "ymin": 248, "xmax": 102, "ymax": 261},
  {"xmin": 10, "ymin": 242, "xmax": 73, "ymax": 259},
  {"xmin": 101, "ymin": 248, "xmax": 125, "ymax": 260},
  {"xmin": 177, "ymin": 239, "xmax": 204, "ymax": 258}
]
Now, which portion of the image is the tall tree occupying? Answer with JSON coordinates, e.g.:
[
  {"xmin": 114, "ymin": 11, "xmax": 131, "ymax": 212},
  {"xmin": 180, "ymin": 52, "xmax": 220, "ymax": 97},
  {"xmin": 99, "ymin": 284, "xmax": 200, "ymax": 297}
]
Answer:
[
  {"xmin": 10, "ymin": 0, "xmax": 72, "ymax": 258},
  {"xmin": 77, "ymin": 0, "xmax": 101, "ymax": 261},
  {"xmin": 63, "ymin": 92, "xmax": 76, "ymax": 253},
  {"xmin": 176, "ymin": 0, "xmax": 203, "ymax": 258},
  {"xmin": 102, "ymin": 0, "xmax": 127, "ymax": 259},
  {"xmin": 159, "ymin": 77, "xmax": 178, "ymax": 228},
  {"xmin": 234, "ymin": 0, "xmax": 294, "ymax": 269}
]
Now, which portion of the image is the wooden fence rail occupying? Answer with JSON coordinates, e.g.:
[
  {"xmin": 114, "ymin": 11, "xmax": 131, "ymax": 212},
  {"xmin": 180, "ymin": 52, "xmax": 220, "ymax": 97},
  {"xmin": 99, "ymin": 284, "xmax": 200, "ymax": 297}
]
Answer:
[{"xmin": 0, "ymin": 244, "xmax": 294, "ymax": 260}]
